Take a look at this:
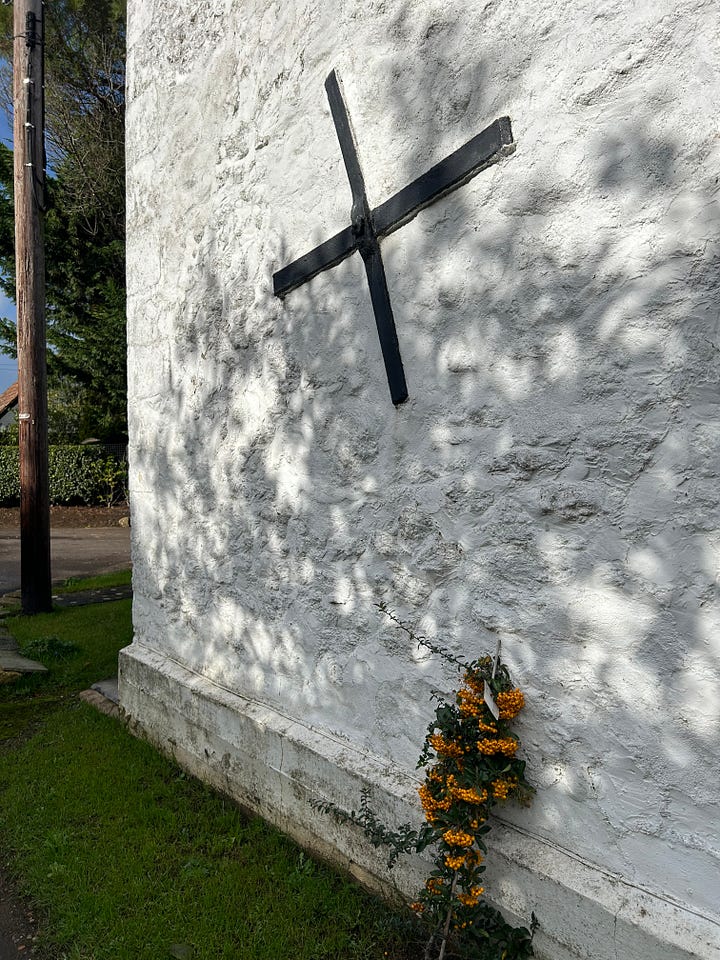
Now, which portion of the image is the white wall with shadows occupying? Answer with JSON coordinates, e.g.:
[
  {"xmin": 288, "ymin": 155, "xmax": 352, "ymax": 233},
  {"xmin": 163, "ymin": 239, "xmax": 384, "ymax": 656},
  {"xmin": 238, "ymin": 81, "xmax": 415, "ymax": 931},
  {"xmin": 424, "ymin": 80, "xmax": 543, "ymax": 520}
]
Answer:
[{"xmin": 121, "ymin": 2, "xmax": 720, "ymax": 958}]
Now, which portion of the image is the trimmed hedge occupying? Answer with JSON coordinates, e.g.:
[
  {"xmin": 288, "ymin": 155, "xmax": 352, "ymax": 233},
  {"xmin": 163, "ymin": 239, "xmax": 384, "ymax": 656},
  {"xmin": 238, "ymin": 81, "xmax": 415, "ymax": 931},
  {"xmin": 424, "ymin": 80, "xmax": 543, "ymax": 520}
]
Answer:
[
  {"xmin": 0, "ymin": 445, "xmax": 128, "ymax": 506},
  {"xmin": 0, "ymin": 448, "xmax": 18, "ymax": 504}
]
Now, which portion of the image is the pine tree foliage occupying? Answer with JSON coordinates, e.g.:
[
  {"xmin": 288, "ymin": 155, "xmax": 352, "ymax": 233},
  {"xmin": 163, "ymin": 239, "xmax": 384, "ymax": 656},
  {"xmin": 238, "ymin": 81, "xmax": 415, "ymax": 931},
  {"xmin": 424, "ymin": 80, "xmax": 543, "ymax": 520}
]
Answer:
[{"xmin": 0, "ymin": 0, "xmax": 127, "ymax": 442}]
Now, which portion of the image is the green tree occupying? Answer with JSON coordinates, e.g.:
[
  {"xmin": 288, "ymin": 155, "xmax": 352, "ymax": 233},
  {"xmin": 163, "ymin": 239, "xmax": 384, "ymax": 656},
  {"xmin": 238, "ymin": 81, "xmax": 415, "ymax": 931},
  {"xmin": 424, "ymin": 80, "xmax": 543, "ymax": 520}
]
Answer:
[{"xmin": 0, "ymin": 0, "xmax": 127, "ymax": 442}]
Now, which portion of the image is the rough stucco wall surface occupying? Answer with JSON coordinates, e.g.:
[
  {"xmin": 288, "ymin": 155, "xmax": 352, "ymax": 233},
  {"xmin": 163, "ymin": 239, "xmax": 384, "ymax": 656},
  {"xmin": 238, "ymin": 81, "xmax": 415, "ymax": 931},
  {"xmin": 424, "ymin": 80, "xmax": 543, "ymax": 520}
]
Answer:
[{"xmin": 123, "ymin": 1, "xmax": 720, "ymax": 957}]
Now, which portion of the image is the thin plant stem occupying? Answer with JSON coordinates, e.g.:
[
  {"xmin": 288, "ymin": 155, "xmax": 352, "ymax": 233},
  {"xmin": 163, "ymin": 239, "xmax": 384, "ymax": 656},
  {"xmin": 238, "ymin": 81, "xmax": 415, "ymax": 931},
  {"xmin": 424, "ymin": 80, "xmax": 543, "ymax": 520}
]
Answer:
[
  {"xmin": 437, "ymin": 871, "xmax": 459, "ymax": 960},
  {"xmin": 424, "ymin": 927, "xmax": 440, "ymax": 960}
]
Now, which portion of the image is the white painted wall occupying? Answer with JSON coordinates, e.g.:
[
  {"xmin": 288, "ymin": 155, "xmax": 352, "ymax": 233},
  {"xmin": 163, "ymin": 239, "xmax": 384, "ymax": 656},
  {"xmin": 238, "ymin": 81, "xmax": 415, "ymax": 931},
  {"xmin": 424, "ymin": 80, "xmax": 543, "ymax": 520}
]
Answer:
[{"xmin": 121, "ymin": 2, "xmax": 720, "ymax": 957}]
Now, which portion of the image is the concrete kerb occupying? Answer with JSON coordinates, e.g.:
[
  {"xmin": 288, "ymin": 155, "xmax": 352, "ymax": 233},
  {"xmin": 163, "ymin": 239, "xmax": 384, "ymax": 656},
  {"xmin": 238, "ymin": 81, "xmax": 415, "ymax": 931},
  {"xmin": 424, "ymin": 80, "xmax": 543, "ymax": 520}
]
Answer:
[{"xmin": 0, "ymin": 602, "xmax": 47, "ymax": 676}]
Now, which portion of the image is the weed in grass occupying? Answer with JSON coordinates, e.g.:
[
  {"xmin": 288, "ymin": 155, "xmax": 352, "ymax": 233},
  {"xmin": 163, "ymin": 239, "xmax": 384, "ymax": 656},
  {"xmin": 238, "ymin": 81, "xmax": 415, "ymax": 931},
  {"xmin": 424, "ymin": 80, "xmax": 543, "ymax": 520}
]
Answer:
[{"xmin": 20, "ymin": 635, "xmax": 80, "ymax": 661}]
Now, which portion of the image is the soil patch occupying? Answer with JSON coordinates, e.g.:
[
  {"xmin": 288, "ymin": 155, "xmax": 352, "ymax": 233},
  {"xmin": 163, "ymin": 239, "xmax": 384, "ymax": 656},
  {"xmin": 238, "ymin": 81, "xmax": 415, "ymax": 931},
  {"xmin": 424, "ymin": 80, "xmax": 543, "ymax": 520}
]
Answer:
[
  {"xmin": 0, "ymin": 862, "xmax": 40, "ymax": 958},
  {"xmin": 0, "ymin": 505, "xmax": 129, "ymax": 529}
]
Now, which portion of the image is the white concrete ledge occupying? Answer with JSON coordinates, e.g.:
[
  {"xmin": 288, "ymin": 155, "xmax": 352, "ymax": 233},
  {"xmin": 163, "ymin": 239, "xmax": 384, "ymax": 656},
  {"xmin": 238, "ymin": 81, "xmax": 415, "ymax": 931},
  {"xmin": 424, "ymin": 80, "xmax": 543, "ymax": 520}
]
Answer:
[{"xmin": 119, "ymin": 642, "xmax": 720, "ymax": 960}]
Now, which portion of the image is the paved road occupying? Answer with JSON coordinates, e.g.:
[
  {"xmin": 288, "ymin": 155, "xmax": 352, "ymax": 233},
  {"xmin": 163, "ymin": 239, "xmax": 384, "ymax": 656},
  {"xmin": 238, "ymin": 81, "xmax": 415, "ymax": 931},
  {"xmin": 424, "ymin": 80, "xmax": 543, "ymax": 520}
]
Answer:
[{"xmin": 0, "ymin": 527, "xmax": 131, "ymax": 593}]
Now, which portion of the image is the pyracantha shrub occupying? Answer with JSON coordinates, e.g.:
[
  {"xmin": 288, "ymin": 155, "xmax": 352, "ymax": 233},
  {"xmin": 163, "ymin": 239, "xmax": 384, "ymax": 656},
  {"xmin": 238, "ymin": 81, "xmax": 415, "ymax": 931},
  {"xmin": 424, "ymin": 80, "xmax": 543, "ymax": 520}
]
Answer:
[{"xmin": 314, "ymin": 608, "xmax": 537, "ymax": 960}]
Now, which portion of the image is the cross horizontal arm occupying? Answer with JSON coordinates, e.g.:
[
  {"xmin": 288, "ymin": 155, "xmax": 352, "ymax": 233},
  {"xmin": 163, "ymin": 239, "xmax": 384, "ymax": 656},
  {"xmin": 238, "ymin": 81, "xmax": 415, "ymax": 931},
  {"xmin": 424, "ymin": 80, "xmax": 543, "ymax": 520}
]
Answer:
[
  {"xmin": 273, "ymin": 223, "xmax": 357, "ymax": 299},
  {"xmin": 372, "ymin": 116, "xmax": 514, "ymax": 239}
]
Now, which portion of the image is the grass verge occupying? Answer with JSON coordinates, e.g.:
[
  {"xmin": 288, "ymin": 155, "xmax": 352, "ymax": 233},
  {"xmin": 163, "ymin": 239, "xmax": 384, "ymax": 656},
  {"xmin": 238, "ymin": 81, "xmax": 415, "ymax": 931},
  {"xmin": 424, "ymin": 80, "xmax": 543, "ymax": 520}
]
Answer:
[
  {"xmin": 0, "ymin": 597, "xmax": 415, "ymax": 960},
  {"xmin": 55, "ymin": 569, "xmax": 132, "ymax": 594}
]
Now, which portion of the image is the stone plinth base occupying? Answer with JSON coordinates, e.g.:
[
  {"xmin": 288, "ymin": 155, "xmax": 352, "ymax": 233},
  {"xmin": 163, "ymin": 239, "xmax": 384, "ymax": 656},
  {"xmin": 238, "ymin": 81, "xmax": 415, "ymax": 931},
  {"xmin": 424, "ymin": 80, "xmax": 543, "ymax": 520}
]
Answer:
[{"xmin": 119, "ymin": 642, "xmax": 719, "ymax": 960}]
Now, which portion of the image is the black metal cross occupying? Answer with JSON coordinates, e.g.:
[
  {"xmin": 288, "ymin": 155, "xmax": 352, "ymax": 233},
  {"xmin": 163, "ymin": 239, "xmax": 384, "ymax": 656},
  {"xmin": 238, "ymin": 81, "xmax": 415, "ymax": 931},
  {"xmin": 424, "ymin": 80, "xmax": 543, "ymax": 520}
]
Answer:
[{"xmin": 273, "ymin": 70, "xmax": 515, "ymax": 405}]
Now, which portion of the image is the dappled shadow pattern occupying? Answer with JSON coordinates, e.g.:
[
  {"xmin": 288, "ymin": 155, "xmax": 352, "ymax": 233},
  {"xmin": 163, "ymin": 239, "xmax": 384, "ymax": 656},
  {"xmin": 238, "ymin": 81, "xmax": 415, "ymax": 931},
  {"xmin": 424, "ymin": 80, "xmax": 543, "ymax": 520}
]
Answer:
[{"xmin": 125, "ymin": 0, "xmax": 720, "ymax": 928}]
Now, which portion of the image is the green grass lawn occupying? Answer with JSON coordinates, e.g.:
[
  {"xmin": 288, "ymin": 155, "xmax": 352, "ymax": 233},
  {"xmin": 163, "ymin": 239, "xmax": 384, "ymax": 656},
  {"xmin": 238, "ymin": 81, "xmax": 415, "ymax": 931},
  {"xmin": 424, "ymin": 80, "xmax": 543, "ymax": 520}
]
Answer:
[{"xmin": 0, "ymin": 583, "xmax": 415, "ymax": 960}]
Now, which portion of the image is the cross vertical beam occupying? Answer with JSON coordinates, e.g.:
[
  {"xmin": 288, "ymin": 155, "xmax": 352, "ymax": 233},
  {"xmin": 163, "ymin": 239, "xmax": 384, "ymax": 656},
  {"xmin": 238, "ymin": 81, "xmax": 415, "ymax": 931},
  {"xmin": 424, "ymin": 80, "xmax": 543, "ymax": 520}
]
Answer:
[{"xmin": 324, "ymin": 71, "xmax": 408, "ymax": 405}]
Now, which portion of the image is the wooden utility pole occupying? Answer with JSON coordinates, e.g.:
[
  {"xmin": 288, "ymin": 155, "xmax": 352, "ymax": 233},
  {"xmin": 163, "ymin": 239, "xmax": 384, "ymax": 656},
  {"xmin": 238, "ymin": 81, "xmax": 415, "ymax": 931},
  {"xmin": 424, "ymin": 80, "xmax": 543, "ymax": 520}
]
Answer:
[{"xmin": 13, "ymin": 0, "xmax": 51, "ymax": 614}]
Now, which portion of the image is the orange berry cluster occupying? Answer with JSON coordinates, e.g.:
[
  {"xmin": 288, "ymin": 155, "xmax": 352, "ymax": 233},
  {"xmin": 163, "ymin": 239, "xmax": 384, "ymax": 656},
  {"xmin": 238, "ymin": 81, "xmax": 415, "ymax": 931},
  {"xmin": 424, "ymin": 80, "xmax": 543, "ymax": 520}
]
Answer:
[
  {"xmin": 476, "ymin": 737, "xmax": 518, "ymax": 757},
  {"xmin": 490, "ymin": 777, "xmax": 518, "ymax": 800},
  {"xmin": 442, "ymin": 828, "xmax": 475, "ymax": 848},
  {"xmin": 496, "ymin": 688, "xmax": 525, "ymax": 720},
  {"xmin": 451, "ymin": 783, "xmax": 489, "ymax": 804},
  {"xmin": 457, "ymin": 686, "xmax": 485, "ymax": 718},
  {"xmin": 418, "ymin": 784, "xmax": 452, "ymax": 823},
  {"xmin": 425, "ymin": 877, "xmax": 444, "ymax": 895},
  {"xmin": 475, "ymin": 717, "xmax": 499, "ymax": 734},
  {"xmin": 444, "ymin": 850, "xmax": 484, "ymax": 870},
  {"xmin": 457, "ymin": 885, "xmax": 485, "ymax": 907},
  {"xmin": 492, "ymin": 779, "xmax": 510, "ymax": 800},
  {"xmin": 444, "ymin": 852, "xmax": 466, "ymax": 869},
  {"xmin": 428, "ymin": 733, "xmax": 465, "ymax": 759},
  {"xmin": 462, "ymin": 669, "xmax": 485, "ymax": 694}
]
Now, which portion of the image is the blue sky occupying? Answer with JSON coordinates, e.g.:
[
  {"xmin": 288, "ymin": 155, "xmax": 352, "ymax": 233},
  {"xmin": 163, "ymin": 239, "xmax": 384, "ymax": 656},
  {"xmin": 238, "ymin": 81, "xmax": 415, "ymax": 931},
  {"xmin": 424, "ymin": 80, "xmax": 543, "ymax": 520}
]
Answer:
[{"xmin": 0, "ymin": 108, "xmax": 17, "ymax": 393}]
